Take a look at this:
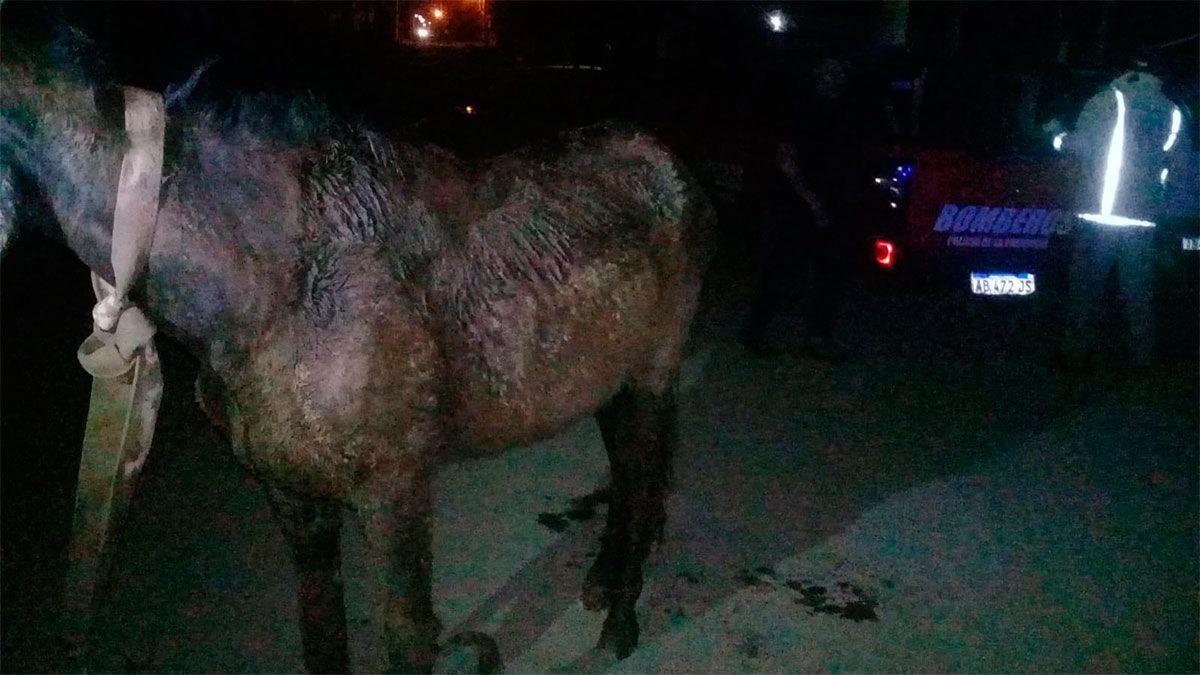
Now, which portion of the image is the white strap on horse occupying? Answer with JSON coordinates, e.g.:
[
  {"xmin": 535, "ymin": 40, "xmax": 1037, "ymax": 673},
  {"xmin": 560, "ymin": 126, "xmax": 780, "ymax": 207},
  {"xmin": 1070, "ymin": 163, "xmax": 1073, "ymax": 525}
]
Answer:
[
  {"xmin": 63, "ymin": 87, "xmax": 166, "ymax": 658},
  {"xmin": 77, "ymin": 87, "xmax": 164, "ymax": 377}
]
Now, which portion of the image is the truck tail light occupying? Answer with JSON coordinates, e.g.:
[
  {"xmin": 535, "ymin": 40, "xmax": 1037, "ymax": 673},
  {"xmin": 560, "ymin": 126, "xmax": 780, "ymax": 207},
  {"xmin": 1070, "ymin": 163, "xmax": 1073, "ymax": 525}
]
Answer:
[{"xmin": 874, "ymin": 240, "xmax": 896, "ymax": 268}]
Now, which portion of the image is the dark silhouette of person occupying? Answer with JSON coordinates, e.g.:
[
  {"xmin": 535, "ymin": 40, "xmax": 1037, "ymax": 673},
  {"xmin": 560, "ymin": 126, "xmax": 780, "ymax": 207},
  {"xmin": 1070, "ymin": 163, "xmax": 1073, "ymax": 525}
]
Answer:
[{"xmin": 742, "ymin": 57, "xmax": 861, "ymax": 360}]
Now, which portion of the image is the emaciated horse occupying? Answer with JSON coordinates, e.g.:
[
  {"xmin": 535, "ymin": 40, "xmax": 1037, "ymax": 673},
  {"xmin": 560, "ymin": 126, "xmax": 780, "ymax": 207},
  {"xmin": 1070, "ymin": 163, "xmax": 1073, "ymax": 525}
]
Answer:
[{"xmin": 1, "ymin": 25, "xmax": 714, "ymax": 673}]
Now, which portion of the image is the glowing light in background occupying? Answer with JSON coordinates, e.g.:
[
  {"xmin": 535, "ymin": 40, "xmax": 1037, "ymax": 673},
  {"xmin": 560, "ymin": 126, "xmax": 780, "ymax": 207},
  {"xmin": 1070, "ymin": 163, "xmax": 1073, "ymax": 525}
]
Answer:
[
  {"xmin": 766, "ymin": 11, "xmax": 789, "ymax": 33},
  {"xmin": 464, "ymin": 105, "xmax": 475, "ymax": 114},
  {"xmin": 1160, "ymin": 167, "xmax": 1169, "ymax": 185},
  {"xmin": 432, "ymin": 7, "xmax": 445, "ymax": 19},
  {"xmin": 1053, "ymin": 132, "xmax": 1066, "ymax": 151},
  {"xmin": 413, "ymin": 13, "xmax": 431, "ymax": 39}
]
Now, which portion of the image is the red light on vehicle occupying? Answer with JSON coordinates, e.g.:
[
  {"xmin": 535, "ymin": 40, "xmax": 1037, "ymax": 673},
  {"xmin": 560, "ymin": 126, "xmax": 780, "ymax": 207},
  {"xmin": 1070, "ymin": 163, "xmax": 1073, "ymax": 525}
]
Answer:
[{"xmin": 874, "ymin": 240, "xmax": 896, "ymax": 268}]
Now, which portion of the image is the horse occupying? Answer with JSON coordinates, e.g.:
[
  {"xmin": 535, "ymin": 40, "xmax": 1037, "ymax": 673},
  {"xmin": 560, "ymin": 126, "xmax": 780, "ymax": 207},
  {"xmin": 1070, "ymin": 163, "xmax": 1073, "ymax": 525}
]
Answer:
[{"xmin": 0, "ymin": 25, "xmax": 715, "ymax": 673}]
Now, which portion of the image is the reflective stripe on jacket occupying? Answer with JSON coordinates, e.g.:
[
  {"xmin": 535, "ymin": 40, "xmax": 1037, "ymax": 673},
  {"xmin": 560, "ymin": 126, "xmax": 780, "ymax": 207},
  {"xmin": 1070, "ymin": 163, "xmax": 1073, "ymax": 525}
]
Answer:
[{"xmin": 1067, "ymin": 70, "xmax": 1193, "ymax": 227}]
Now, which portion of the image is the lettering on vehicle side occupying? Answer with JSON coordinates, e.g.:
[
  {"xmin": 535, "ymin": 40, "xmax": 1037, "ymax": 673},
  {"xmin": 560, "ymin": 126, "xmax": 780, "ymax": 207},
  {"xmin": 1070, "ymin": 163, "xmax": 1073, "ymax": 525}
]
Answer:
[
  {"xmin": 946, "ymin": 235, "xmax": 1050, "ymax": 249},
  {"xmin": 934, "ymin": 204, "xmax": 1071, "ymax": 248}
]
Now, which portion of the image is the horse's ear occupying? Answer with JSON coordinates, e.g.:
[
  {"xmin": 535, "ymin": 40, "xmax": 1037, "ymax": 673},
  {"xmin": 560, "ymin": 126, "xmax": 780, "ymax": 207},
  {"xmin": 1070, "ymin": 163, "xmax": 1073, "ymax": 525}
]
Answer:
[{"xmin": 165, "ymin": 57, "xmax": 219, "ymax": 111}]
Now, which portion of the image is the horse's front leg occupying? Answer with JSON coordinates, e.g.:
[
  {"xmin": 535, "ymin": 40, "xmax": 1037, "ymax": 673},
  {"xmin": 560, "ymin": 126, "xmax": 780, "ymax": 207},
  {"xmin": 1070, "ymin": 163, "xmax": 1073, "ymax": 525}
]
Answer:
[
  {"xmin": 356, "ymin": 473, "xmax": 442, "ymax": 674},
  {"xmin": 263, "ymin": 483, "xmax": 350, "ymax": 674}
]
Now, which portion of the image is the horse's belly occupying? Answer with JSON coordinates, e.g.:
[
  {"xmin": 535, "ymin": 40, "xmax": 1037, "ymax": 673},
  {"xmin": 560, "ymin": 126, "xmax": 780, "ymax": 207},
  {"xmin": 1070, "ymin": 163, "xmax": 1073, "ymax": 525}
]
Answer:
[
  {"xmin": 452, "ymin": 351, "xmax": 632, "ymax": 453},
  {"xmin": 447, "ymin": 270, "xmax": 674, "ymax": 452}
]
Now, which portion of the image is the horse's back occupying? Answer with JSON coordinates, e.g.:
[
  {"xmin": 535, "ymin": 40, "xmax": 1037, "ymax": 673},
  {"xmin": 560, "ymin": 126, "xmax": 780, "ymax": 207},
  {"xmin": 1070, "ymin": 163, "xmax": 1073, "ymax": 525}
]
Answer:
[{"xmin": 425, "ymin": 123, "xmax": 714, "ymax": 452}]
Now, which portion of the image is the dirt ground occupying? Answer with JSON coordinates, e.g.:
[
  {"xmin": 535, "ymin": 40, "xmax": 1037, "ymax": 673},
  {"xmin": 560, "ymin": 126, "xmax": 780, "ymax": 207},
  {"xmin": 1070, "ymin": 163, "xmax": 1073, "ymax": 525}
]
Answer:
[{"xmin": 2, "ymin": 236, "xmax": 1197, "ymax": 673}]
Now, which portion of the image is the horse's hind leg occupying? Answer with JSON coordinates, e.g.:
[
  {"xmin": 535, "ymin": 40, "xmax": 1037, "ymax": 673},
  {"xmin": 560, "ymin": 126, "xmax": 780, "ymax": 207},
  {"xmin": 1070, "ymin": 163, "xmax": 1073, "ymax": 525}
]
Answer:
[
  {"xmin": 263, "ymin": 483, "xmax": 350, "ymax": 674},
  {"xmin": 585, "ymin": 379, "xmax": 677, "ymax": 659}
]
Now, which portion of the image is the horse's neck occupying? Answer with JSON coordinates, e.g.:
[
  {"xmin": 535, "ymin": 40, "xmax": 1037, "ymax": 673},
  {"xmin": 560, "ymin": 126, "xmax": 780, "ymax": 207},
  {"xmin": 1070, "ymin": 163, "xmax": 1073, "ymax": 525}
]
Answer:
[
  {"xmin": 3, "ymin": 66, "xmax": 271, "ymax": 368},
  {"xmin": 34, "ymin": 125, "xmax": 122, "ymax": 279},
  {"xmin": 38, "ymin": 127, "xmax": 247, "ymax": 363}
]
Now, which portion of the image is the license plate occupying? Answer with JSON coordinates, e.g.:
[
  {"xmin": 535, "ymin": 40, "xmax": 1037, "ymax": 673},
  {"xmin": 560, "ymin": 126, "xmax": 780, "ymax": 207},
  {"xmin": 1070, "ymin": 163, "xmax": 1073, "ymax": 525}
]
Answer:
[{"xmin": 970, "ymin": 272, "xmax": 1036, "ymax": 296}]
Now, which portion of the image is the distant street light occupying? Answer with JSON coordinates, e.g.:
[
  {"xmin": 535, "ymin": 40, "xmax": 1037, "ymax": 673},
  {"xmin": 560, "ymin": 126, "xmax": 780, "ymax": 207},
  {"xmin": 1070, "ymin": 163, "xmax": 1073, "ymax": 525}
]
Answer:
[
  {"xmin": 766, "ymin": 10, "xmax": 790, "ymax": 33},
  {"xmin": 414, "ymin": 13, "xmax": 432, "ymax": 40},
  {"xmin": 432, "ymin": 7, "xmax": 445, "ymax": 20}
]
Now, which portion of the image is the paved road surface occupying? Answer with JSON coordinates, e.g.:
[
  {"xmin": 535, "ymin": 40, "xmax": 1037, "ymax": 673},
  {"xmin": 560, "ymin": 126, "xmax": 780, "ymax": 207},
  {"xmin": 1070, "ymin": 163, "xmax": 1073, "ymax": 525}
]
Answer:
[{"xmin": 2, "ymin": 236, "xmax": 1196, "ymax": 672}]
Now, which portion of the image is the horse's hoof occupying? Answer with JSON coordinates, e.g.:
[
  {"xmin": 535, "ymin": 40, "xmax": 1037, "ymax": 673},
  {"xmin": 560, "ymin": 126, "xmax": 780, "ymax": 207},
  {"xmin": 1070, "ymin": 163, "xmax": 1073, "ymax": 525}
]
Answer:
[
  {"xmin": 435, "ymin": 632, "xmax": 502, "ymax": 674},
  {"xmin": 597, "ymin": 605, "xmax": 638, "ymax": 660}
]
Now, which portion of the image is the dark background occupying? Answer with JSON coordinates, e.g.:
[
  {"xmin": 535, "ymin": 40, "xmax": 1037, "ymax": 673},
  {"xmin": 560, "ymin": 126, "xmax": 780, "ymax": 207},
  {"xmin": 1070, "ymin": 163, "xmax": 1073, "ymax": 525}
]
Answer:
[{"xmin": 5, "ymin": 1, "xmax": 1197, "ymax": 148}]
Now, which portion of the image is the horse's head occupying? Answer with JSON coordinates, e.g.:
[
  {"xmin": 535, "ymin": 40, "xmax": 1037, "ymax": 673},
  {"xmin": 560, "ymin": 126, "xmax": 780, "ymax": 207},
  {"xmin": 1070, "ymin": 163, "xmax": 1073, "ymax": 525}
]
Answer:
[{"xmin": 0, "ymin": 19, "xmax": 127, "ymax": 267}]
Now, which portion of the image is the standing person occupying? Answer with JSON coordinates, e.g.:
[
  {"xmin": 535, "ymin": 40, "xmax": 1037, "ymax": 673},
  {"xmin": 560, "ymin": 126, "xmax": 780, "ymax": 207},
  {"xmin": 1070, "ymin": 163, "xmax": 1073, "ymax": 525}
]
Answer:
[
  {"xmin": 1058, "ymin": 58, "xmax": 1194, "ymax": 369},
  {"xmin": 741, "ymin": 57, "xmax": 862, "ymax": 360}
]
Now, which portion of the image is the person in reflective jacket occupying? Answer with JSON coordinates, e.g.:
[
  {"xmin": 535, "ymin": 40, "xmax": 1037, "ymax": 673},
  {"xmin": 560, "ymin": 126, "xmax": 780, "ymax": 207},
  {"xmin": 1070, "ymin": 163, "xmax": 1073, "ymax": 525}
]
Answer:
[{"xmin": 1057, "ymin": 61, "xmax": 1194, "ymax": 368}]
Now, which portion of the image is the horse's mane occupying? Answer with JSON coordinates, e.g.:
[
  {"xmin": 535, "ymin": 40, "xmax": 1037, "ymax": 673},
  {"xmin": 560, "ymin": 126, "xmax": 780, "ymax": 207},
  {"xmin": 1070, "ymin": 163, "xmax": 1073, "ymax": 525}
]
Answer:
[{"xmin": 172, "ymin": 86, "xmax": 344, "ymax": 148}]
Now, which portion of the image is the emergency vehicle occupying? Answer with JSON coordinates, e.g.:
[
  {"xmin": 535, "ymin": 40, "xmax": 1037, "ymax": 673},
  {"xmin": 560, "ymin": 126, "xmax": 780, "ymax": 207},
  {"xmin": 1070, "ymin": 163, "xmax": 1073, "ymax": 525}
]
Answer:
[{"xmin": 863, "ymin": 63, "xmax": 1198, "ymax": 312}]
